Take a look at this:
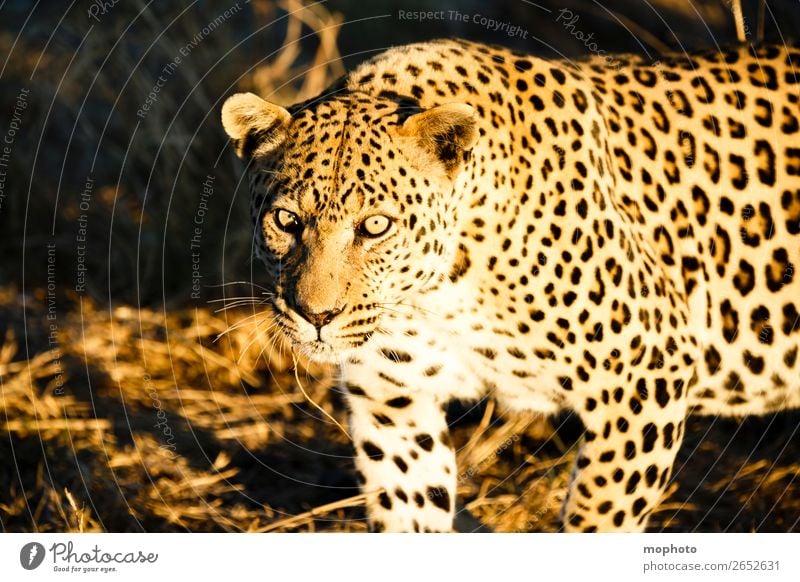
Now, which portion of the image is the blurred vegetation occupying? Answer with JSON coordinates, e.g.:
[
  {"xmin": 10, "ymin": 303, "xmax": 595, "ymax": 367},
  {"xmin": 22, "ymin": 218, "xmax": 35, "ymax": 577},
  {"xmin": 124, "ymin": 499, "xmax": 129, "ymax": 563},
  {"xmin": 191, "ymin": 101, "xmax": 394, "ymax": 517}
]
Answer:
[{"xmin": 0, "ymin": 0, "xmax": 798, "ymax": 532}]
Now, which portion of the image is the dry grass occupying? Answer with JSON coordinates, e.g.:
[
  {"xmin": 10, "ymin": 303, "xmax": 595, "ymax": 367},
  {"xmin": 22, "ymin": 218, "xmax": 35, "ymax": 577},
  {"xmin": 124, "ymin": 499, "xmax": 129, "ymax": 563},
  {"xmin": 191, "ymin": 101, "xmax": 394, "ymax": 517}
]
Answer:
[
  {"xmin": 1, "ymin": 286, "xmax": 797, "ymax": 532},
  {"xmin": 0, "ymin": 284, "xmax": 563, "ymax": 532},
  {"xmin": 1, "ymin": 0, "xmax": 798, "ymax": 533}
]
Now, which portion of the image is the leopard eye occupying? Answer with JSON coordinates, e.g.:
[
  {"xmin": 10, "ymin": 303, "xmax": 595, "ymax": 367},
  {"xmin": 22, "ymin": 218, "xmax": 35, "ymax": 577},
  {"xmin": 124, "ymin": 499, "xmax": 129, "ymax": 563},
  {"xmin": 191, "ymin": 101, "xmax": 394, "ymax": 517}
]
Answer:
[
  {"xmin": 273, "ymin": 209, "xmax": 302, "ymax": 234},
  {"xmin": 359, "ymin": 215, "xmax": 393, "ymax": 238}
]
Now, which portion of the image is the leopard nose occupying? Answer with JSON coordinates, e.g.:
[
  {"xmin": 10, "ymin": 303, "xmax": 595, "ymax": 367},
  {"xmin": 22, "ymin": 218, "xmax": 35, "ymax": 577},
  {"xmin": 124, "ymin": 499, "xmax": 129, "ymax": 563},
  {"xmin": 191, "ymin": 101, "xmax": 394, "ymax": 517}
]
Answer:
[{"xmin": 297, "ymin": 306, "xmax": 344, "ymax": 329}]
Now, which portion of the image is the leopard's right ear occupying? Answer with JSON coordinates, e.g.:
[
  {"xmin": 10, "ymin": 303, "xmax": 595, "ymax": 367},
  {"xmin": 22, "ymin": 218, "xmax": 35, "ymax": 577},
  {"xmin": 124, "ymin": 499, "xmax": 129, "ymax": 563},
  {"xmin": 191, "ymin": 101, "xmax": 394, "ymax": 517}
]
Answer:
[{"xmin": 221, "ymin": 92, "xmax": 291, "ymax": 160}]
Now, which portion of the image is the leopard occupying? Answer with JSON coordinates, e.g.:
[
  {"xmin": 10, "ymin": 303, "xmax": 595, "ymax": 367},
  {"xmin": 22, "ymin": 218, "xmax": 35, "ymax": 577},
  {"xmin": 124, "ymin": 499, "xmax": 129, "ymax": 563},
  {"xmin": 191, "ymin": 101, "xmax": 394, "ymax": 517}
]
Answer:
[{"xmin": 221, "ymin": 38, "xmax": 800, "ymax": 532}]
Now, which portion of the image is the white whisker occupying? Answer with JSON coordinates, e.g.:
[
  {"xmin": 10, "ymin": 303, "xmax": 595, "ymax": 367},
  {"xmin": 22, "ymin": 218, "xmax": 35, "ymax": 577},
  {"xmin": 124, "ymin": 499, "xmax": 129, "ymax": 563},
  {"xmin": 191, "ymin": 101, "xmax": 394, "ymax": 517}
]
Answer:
[
  {"xmin": 216, "ymin": 310, "xmax": 271, "ymax": 335},
  {"xmin": 236, "ymin": 317, "xmax": 278, "ymax": 365},
  {"xmin": 206, "ymin": 281, "xmax": 275, "ymax": 294}
]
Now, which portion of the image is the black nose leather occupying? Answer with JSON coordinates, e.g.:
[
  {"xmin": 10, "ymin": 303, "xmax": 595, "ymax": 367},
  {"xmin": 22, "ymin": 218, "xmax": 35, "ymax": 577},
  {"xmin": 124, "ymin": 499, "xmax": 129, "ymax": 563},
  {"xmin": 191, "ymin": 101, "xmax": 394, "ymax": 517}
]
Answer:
[{"xmin": 298, "ymin": 306, "xmax": 344, "ymax": 329}]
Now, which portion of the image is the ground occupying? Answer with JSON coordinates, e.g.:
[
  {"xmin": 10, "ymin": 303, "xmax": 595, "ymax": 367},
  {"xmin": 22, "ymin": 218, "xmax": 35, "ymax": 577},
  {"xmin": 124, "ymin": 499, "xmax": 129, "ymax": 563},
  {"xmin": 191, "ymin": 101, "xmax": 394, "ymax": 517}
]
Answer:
[{"xmin": 1, "ymin": 288, "xmax": 797, "ymax": 532}]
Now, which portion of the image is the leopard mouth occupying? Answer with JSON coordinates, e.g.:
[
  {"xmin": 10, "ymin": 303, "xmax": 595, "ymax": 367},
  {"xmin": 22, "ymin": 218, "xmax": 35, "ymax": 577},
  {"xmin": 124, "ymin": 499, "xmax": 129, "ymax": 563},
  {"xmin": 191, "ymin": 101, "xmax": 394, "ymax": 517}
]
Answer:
[
  {"xmin": 291, "ymin": 333, "xmax": 374, "ymax": 363},
  {"xmin": 269, "ymin": 305, "xmax": 373, "ymax": 363},
  {"xmin": 271, "ymin": 316, "xmax": 337, "ymax": 361}
]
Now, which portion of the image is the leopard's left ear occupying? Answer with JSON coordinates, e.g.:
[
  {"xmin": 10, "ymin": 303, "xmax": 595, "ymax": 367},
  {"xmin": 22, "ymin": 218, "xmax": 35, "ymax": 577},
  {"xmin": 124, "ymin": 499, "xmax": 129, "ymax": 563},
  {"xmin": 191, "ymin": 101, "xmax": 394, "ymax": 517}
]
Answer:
[
  {"xmin": 398, "ymin": 103, "xmax": 478, "ymax": 178},
  {"xmin": 221, "ymin": 92, "xmax": 291, "ymax": 160}
]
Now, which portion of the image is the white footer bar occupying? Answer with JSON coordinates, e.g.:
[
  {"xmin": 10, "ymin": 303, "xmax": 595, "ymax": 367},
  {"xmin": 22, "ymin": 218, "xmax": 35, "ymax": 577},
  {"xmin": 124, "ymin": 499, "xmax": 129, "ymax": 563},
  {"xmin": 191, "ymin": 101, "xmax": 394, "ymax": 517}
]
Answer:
[{"xmin": 1, "ymin": 533, "xmax": 797, "ymax": 581}]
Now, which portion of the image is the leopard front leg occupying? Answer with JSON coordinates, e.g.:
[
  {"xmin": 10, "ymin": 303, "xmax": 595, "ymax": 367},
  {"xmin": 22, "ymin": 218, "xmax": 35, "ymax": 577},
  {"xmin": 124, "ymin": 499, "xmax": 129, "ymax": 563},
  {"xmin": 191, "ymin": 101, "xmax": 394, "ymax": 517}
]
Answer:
[
  {"xmin": 560, "ymin": 371, "xmax": 691, "ymax": 532},
  {"xmin": 345, "ymin": 384, "xmax": 456, "ymax": 532}
]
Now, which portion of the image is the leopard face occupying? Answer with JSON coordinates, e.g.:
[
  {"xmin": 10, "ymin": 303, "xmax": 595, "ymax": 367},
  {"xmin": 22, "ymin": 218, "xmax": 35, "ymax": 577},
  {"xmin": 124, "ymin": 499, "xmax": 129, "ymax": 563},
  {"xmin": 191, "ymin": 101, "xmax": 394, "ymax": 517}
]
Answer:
[{"xmin": 222, "ymin": 92, "xmax": 477, "ymax": 361}]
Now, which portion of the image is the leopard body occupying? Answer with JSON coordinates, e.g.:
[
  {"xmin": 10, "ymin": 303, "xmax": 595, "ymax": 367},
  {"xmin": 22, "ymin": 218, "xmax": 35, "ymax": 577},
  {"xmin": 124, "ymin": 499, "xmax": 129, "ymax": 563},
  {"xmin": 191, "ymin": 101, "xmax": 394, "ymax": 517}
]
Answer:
[{"xmin": 221, "ymin": 39, "xmax": 800, "ymax": 531}]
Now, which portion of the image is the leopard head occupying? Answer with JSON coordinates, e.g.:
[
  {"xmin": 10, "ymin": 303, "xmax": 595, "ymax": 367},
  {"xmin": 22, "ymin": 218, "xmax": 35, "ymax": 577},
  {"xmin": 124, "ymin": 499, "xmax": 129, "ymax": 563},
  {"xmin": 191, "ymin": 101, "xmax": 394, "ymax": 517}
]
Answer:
[{"xmin": 221, "ymin": 91, "xmax": 477, "ymax": 362}]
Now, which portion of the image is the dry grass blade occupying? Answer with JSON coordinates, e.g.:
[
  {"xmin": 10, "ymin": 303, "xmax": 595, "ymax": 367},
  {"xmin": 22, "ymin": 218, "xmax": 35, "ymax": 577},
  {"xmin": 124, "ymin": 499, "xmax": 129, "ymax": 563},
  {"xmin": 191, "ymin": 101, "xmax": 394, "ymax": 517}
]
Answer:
[
  {"xmin": 251, "ymin": 0, "xmax": 344, "ymax": 104},
  {"xmin": 730, "ymin": 0, "xmax": 747, "ymax": 43},
  {"xmin": 258, "ymin": 492, "xmax": 369, "ymax": 532}
]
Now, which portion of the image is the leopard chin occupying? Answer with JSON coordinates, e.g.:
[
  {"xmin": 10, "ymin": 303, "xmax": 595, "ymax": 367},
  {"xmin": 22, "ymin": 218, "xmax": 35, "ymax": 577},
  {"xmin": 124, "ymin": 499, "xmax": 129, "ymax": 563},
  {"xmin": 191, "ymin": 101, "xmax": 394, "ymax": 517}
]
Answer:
[{"xmin": 292, "ymin": 339, "xmax": 344, "ymax": 364}]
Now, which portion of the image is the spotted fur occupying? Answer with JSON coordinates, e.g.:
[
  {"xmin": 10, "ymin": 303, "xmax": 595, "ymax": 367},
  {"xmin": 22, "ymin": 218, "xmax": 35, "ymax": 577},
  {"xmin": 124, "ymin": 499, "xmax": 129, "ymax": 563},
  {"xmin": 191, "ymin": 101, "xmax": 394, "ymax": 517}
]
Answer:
[{"xmin": 221, "ymin": 39, "xmax": 800, "ymax": 532}]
